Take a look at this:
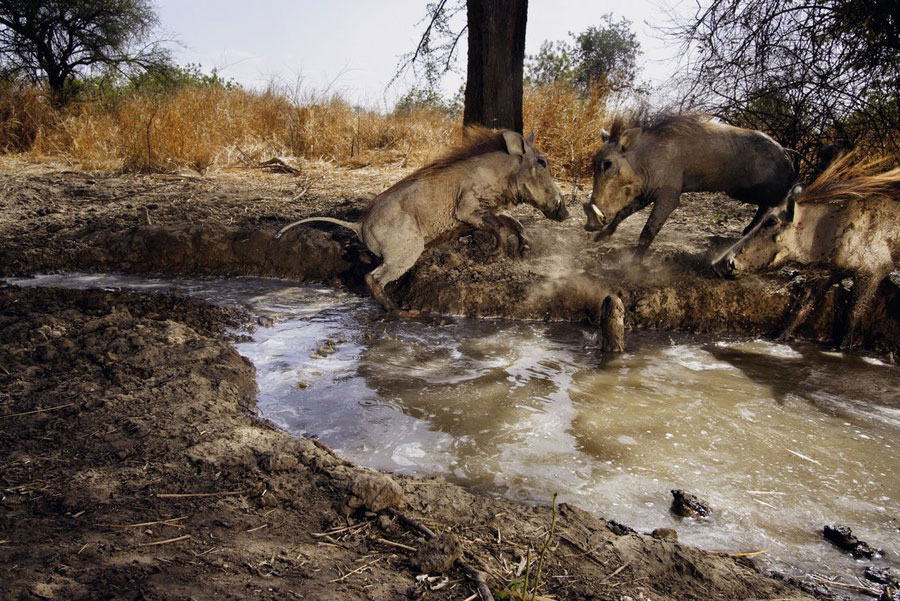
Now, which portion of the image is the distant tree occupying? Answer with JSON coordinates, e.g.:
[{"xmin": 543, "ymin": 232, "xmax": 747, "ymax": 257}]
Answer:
[
  {"xmin": 0, "ymin": 0, "xmax": 171, "ymax": 103},
  {"xmin": 526, "ymin": 15, "xmax": 641, "ymax": 93},
  {"xmin": 670, "ymin": 0, "xmax": 900, "ymax": 167},
  {"xmin": 525, "ymin": 40, "xmax": 575, "ymax": 86},
  {"xmin": 571, "ymin": 16, "xmax": 640, "ymax": 91}
]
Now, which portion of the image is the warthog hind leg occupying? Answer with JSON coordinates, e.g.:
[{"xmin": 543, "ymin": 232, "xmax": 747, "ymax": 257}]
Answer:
[
  {"xmin": 364, "ymin": 234, "xmax": 425, "ymax": 313},
  {"xmin": 635, "ymin": 191, "xmax": 680, "ymax": 260}
]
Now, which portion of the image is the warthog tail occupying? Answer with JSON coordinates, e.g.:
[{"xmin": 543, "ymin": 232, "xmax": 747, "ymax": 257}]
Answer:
[{"xmin": 275, "ymin": 216, "xmax": 361, "ymax": 240}]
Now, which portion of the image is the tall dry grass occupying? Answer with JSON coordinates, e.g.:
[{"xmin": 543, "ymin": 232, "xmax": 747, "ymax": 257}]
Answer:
[
  {"xmin": 523, "ymin": 81, "xmax": 610, "ymax": 180},
  {"xmin": 0, "ymin": 79, "xmax": 617, "ymax": 177}
]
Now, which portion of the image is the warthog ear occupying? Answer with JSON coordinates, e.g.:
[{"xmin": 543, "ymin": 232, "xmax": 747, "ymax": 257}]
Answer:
[
  {"xmin": 502, "ymin": 131, "xmax": 526, "ymax": 156},
  {"xmin": 600, "ymin": 128, "xmax": 611, "ymax": 143},
  {"xmin": 526, "ymin": 130, "xmax": 535, "ymax": 144},
  {"xmin": 619, "ymin": 128, "xmax": 642, "ymax": 152}
]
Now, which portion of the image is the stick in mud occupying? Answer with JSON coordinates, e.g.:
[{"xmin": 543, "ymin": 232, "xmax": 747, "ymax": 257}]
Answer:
[{"xmin": 600, "ymin": 294, "xmax": 625, "ymax": 353}]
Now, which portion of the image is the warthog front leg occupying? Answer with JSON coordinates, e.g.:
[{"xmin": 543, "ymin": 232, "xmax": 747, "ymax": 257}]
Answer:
[
  {"xmin": 779, "ymin": 275, "xmax": 837, "ymax": 341},
  {"xmin": 455, "ymin": 194, "xmax": 518, "ymax": 259},
  {"xmin": 839, "ymin": 273, "xmax": 882, "ymax": 350},
  {"xmin": 635, "ymin": 191, "xmax": 680, "ymax": 260},
  {"xmin": 593, "ymin": 197, "xmax": 652, "ymax": 243},
  {"xmin": 496, "ymin": 214, "xmax": 530, "ymax": 256}
]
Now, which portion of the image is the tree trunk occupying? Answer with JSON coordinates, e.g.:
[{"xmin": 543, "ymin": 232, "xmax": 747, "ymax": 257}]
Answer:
[{"xmin": 463, "ymin": 0, "xmax": 528, "ymax": 133}]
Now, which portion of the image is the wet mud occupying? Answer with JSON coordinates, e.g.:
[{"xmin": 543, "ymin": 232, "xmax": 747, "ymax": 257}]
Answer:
[{"xmin": 1, "ymin": 158, "xmax": 895, "ymax": 600}]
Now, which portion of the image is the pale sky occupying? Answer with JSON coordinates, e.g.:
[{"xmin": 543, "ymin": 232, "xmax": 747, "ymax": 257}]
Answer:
[{"xmin": 154, "ymin": 1, "xmax": 693, "ymax": 109}]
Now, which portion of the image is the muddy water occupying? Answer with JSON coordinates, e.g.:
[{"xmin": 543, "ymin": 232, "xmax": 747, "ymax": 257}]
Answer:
[{"xmin": 10, "ymin": 274, "xmax": 900, "ymax": 584}]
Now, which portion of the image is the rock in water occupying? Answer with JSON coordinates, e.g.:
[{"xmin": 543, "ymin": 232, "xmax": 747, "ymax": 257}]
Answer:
[
  {"xmin": 670, "ymin": 489, "xmax": 711, "ymax": 518},
  {"xmin": 822, "ymin": 524, "xmax": 878, "ymax": 558}
]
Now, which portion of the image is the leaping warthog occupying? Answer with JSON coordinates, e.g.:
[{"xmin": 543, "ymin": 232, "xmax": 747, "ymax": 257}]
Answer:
[
  {"xmin": 712, "ymin": 152, "xmax": 900, "ymax": 349},
  {"xmin": 584, "ymin": 114, "xmax": 794, "ymax": 259},
  {"xmin": 276, "ymin": 128, "xmax": 568, "ymax": 312}
]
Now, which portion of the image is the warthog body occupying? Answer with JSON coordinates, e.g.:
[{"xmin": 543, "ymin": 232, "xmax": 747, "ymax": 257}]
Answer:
[
  {"xmin": 276, "ymin": 129, "xmax": 567, "ymax": 311},
  {"xmin": 584, "ymin": 115, "xmax": 794, "ymax": 259},
  {"xmin": 713, "ymin": 154, "xmax": 900, "ymax": 348}
]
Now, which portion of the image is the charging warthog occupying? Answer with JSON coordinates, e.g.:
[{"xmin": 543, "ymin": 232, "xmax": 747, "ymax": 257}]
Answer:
[
  {"xmin": 713, "ymin": 153, "xmax": 900, "ymax": 349},
  {"xmin": 584, "ymin": 114, "xmax": 794, "ymax": 259},
  {"xmin": 276, "ymin": 128, "xmax": 568, "ymax": 312}
]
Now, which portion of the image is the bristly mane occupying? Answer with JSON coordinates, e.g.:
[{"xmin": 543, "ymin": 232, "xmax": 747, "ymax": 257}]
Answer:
[
  {"xmin": 406, "ymin": 126, "xmax": 508, "ymax": 181},
  {"xmin": 364, "ymin": 126, "xmax": 511, "ymax": 212},
  {"xmin": 606, "ymin": 112, "xmax": 709, "ymax": 143},
  {"xmin": 797, "ymin": 149, "xmax": 900, "ymax": 205}
]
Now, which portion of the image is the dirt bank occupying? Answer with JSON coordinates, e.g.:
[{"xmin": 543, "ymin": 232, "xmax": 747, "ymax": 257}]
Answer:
[
  {"xmin": 1, "ymin": 157, "xmax": 897, "ymax": 354},
  {"xmin": 0, "ymin": 285, "xmax": 816, "ymax": 601}
]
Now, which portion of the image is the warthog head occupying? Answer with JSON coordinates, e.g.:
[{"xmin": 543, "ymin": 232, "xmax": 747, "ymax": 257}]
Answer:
[
  {"xmin": 584, "ymin": 127, "xmax": 643, "ymax": 231},
  {"xmin": 506, "ymin": 131, "xmax": 568, "ymax": 222},
  {"xmin": 712, "ymin": 185, "xmax": 802, "ymax": 277}
]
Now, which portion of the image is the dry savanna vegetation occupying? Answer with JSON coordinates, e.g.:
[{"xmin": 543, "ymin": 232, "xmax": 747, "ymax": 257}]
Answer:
[{"xmin": 0, "ymin": 78, "xmax": 613, "ymax": 178}]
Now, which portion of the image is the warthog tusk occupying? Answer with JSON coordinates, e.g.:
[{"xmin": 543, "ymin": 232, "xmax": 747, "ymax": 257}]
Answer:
[{"xmin": 591, "ymin": 204, "xmax": 604, "ymax": 220}]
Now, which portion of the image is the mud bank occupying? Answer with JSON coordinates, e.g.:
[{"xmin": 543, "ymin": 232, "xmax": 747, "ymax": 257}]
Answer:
[
  {"xmin": 2, "ymin": 158, "xmax": 898, "ymax": 354},
  {"xmin": 0, "ymin": 285, "xmax": 816, "ymax": 601}
]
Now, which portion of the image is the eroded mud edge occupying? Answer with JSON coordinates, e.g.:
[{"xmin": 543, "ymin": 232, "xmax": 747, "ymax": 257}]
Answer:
[{"xmin": 3, "ymin": 223, "xmax": 898, "ymax": 356}]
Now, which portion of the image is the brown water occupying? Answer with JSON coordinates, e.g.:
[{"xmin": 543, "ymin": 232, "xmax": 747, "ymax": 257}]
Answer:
[{"xmin": 13, "ymin": 274, "xmax": 900, "ymax": 588}]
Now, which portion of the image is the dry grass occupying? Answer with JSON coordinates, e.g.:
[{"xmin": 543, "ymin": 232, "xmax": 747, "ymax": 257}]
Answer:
[
  {"xmin": 1, "ymin": 80, "xmax": 617, "ymax": 177},
  {"xmin": 523, "ymin": 81, "xmax": 610, "ymax": 179}
]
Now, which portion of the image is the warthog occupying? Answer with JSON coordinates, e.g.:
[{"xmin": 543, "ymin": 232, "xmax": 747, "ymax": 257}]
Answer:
[
  {"xmin": 584, "ymin": 114, "xmax": 794, "ymax": 259},
  {"xmin": 276, "ymin": 128, "xmax": 568, "ymax": 312},
  {"xmin": 712, "ymin": 153, "xmax": 900, "ymax": 348}
]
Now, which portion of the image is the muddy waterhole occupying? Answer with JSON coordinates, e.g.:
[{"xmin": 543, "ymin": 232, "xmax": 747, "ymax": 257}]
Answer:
[{"xmin": 10, "ymin": 273, "xmax": 900, "ymax": 584}]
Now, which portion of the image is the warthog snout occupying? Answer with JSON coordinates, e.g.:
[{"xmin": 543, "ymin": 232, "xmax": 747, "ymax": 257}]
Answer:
[
  {"xmin": 583, "ymin": 203, "xmax": 605, "ymax": 231},
  {"xmin": 551, "ymin": 198, "xmax": 570, "ymax": 222},
  {"xmin": 711, "ymin": 254, "xmax": 737, "ymax": 278}
]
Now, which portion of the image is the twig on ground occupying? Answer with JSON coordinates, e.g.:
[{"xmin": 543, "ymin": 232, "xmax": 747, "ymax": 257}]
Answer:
[
  {"xmin": 329, "ymin": 557, "xmax": 381, "ymax": 583},
  {"xmin": 155, "ymin": 491, "xmax": 246, "ymax": 499},
  {"xmin": 372, "ymin": 536, "xmax": 417, "ymax": 552},
  {"xmin": 137, "ymin": 534, "xmax": 192, "ymax": 547},
  {"xmin": 109, "ymin": 516, "xmax": 189, "ymax": 529},
  {"xmin": 1, "ymin": 403, "xmax": 74, "ymax": 418},
  {"xmin": 601, "ymin": 561, "xmax": 630, "ymax": 583},
  {"xmin": 727, "ymin": 549, "xmax": 770, "ymax": 558}
]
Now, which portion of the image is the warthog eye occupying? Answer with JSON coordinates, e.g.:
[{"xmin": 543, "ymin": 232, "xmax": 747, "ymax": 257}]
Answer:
[
  {"xmin": 601, "ymin": 159, "xmax": 612, "ymax": 171},
  {"xmin": 537, "ymin": 156, "xmax": 548, "ymax": 168},
  {"xmin": 763, "ymin": 217, "xmax": 778, "ymax": 228}
]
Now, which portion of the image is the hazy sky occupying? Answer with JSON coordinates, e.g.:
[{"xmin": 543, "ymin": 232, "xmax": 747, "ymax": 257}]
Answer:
[{"xmin": 154, "ymin": 1, "xmax": 692, "ymax": 108}]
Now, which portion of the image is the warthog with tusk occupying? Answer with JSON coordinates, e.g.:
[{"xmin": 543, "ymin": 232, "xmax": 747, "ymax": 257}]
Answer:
[
  {"xmin": 276, "ymin": 128, "xmax": 568, "ymax": 312},
  {"xmin": 584, "ymin": 114, "xmax": 794, "ymax": 260},
  {"xmin": 712, "ymin": 152, "xmax": 900, "ymax": 349}
]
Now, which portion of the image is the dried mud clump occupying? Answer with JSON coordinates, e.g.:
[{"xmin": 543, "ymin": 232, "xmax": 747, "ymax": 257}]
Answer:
[
  {"xmin": 345, "ymin": 471, "xmax": 405, "ymax": 513},
  {"xmin": 412, "ymin": 532, "xmax": 462, "ymax": 574}
]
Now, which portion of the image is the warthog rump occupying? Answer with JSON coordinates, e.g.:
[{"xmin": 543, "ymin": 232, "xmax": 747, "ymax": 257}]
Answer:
[
  {"xmin": 584, "ymin": 114, "xmax": 794, "ymax": 260},
  {"xmin": 712, "ymin": 153, "xmax": 900, "ymax": 349},
  {"xmin": 276, "ymin": 128, "xmax": 567, "ymax": 312}
]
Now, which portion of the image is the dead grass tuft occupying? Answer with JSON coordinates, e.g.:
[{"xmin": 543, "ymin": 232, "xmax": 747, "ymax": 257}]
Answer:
[{"xmin": 523, "ymin": 82, "xmax": 611, "ymax": 179}]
